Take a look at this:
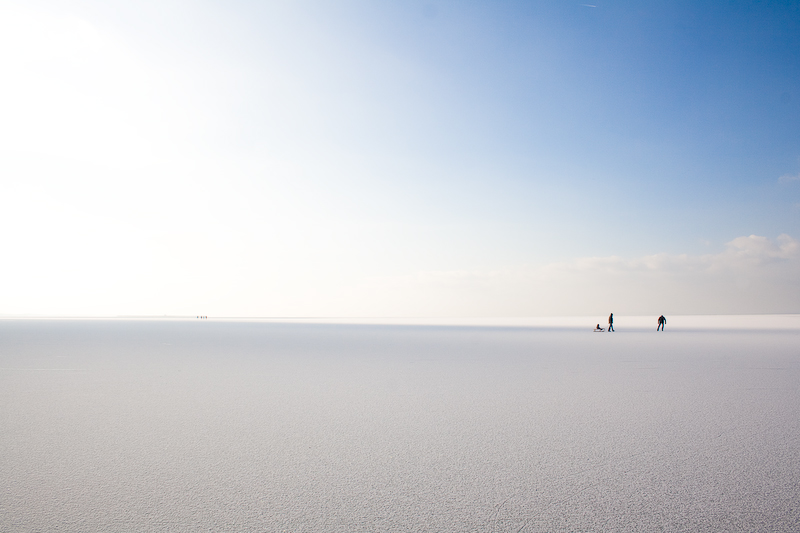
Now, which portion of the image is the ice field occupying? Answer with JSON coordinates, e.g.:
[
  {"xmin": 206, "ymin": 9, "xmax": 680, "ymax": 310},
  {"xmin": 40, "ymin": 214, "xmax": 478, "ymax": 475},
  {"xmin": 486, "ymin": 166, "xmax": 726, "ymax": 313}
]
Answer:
[{"xmin": 1, "ymin": 318, "xmax": 799, "ymax": 532}]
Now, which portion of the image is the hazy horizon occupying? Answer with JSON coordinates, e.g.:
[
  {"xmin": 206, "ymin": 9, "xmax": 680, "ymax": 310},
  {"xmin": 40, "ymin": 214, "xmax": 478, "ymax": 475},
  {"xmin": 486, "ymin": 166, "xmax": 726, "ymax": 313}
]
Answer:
[{"xmin": 1, "ymin": 314, "xmax": 799, "ymax": 333}]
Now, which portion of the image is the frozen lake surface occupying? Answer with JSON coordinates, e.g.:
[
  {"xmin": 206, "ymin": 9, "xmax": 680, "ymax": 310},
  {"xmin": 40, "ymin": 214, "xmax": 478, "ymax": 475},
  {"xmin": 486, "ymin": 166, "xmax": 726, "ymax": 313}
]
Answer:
[{"xmin": 2, "ymin": 319, "xmax": 799, "ymax": 532}]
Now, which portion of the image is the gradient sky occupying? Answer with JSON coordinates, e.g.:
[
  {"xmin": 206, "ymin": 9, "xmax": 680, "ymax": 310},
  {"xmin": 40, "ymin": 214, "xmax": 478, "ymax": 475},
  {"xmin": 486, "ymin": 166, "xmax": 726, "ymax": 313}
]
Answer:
[{"xmin": 1, "ymin": 0, "xmax": 799, "ymax": 316}]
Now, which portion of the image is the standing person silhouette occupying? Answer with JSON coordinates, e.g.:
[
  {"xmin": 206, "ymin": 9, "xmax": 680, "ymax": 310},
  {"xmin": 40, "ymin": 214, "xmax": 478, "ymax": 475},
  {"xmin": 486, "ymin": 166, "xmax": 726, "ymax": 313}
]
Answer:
[
  {"xmin": 657, "ymin": 315, "xmax": 666, "ymax": 331},
  {"xmin": 608, "ymin": 313, "xmax": 614, "ymax": 332}
]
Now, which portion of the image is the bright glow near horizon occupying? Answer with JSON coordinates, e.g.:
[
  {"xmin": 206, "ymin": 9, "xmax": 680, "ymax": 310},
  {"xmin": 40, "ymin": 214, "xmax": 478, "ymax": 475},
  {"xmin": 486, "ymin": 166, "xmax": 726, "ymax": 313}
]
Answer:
[{"xmin": 1, "ymin": 0, "xmax": 799, "ymax": 317}]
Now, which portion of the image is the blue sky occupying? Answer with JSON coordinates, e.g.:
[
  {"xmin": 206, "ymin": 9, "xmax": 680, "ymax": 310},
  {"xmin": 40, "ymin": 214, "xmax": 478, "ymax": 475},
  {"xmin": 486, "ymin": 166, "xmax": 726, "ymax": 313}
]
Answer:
[{"xmin": 0, "ymin": 0, "xmax": 798, "ymax": 316}]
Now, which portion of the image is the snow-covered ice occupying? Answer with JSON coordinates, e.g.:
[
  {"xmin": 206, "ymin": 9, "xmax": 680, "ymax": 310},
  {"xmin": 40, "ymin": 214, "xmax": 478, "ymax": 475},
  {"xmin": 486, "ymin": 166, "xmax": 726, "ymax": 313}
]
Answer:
[{"xmin": 1, "ymin": 318, "xmax": 799, "ymax": 532}]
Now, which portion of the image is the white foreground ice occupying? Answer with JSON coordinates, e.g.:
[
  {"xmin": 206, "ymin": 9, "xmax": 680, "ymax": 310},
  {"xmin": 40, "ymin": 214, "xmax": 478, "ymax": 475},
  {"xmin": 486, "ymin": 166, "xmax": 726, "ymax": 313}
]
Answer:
[{"xmin": 1, "ymin": 318, "xmax": 799, "ymax": 532}]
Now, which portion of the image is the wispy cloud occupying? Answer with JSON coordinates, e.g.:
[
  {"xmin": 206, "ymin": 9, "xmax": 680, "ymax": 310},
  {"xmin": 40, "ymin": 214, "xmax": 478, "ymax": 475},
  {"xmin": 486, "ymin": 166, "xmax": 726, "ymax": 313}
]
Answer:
[
  {"xmin": 357, "ymin": 235, "xmax": 800, "ymax": 316},
  {"xmin": 779, "ymin": 172, "xmax": 800, "ymax": 184}
]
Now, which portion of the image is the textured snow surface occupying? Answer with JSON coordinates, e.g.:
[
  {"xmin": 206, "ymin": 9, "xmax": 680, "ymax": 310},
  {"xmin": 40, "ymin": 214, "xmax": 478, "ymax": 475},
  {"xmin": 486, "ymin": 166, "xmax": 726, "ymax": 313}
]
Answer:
[{"xmin": 1, "ymin": 320, "xmax": 799, "ymax": 532}]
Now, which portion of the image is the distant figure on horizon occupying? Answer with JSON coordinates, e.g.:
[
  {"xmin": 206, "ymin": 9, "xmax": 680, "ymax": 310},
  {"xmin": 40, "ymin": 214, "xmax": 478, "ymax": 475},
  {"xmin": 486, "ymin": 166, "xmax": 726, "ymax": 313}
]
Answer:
[
  {"xmin": 608, "ymin": 313, "xmax": 614, "ymax": 332},
  {"xmin": 594, "ymin": 324, "xmax": 605, "ymax": 332},
  {"xmin": 657, "ymin": 315, "xmax": 666, "ymax": 331}
]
